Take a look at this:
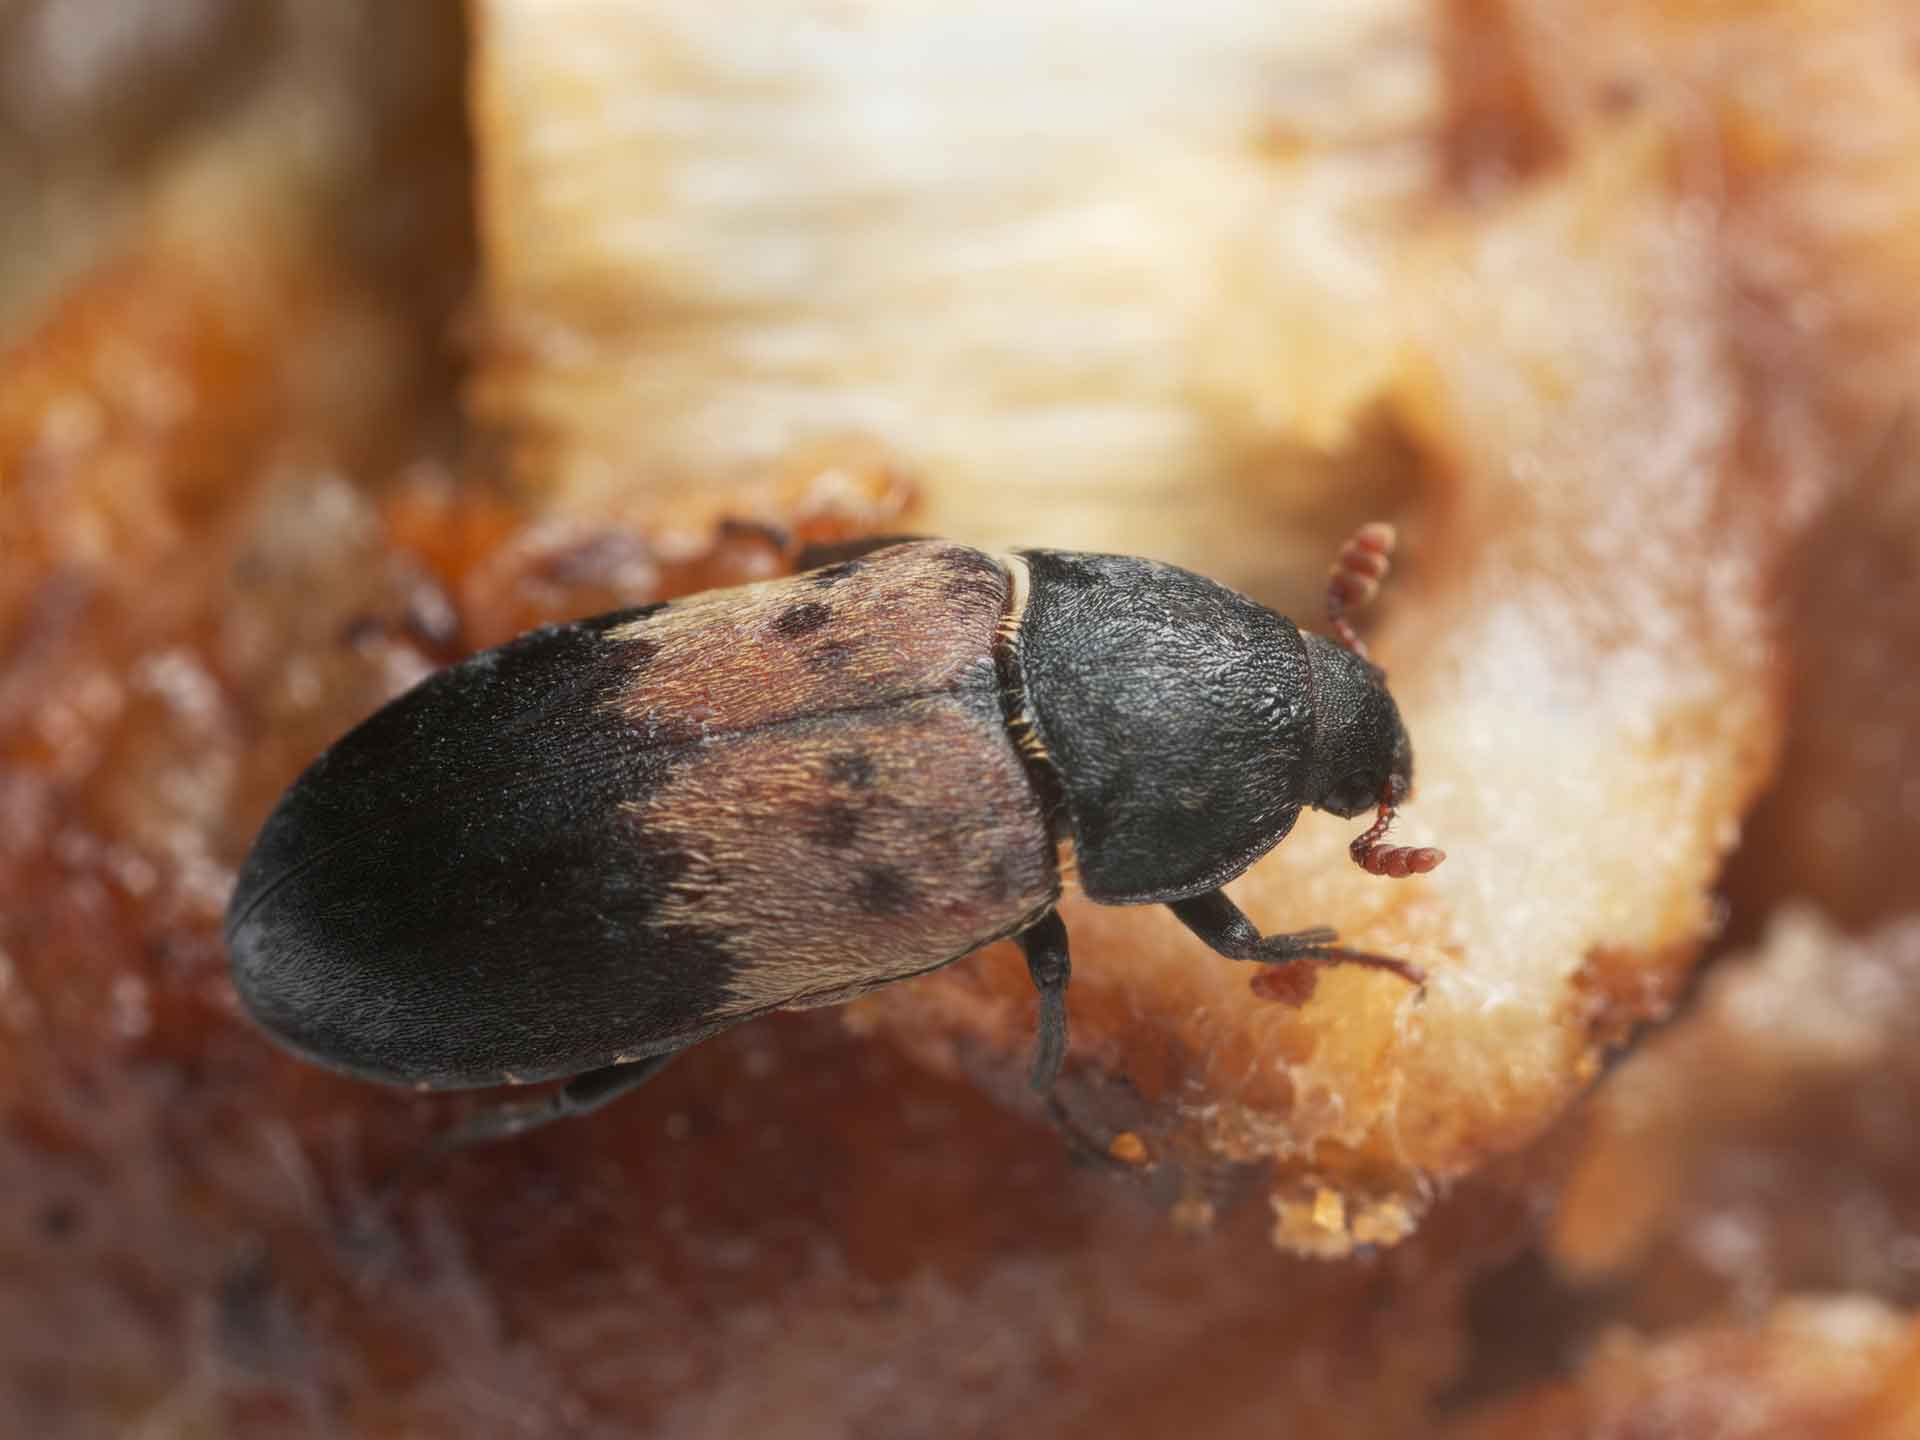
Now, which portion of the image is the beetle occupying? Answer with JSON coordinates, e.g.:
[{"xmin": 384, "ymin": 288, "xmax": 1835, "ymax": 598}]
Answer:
[{"xmin": 226, "ymin": 524, "xmax": 1443, "ymax": 1145}]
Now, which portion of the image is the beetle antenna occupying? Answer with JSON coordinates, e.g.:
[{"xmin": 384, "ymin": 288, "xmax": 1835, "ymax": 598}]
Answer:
[
  {"xmin": 1349, "ymin": 789, "xmax": 1445, "ymax": 878},
  {"xmin": 1325, "ymin": 522, "xmax": 1397, "ymax": 659},
  {"xmin": 1328, "ymin": 529, "xmax": 1448, "ymax": 879}
]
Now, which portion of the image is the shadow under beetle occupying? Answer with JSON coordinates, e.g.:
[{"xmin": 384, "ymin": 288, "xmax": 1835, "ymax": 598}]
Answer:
[{"xmin": 227, "ymin": 523, "xmax": 1443, "ymax": 1146}]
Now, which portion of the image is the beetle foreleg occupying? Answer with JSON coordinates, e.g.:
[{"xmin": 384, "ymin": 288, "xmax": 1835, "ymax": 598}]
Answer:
[
  {"xmin": 1018, "ymin": 911, "xmax": 1073, "ymax": 1093},
  {"xmin": 428, "ymin": 1051, "xmax": 682, "ymax": 1154},
  {"xmin": 1167, "ymin": 889, "xmax": 1425, "ymax": 995}
]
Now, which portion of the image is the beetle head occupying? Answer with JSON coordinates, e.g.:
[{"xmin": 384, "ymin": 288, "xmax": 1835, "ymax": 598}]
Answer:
[{"xmin": 1299, "ymin": 632, "xmax": 1413, "ymax": 820}]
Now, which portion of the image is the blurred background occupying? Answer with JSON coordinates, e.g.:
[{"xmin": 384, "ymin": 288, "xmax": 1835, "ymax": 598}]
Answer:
[{"xmin": 4, "ymin": 1, "xmax": 1920, "ymax": 1435}]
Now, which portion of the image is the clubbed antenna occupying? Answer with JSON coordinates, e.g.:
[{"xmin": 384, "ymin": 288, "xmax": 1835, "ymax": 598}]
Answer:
[
  {"xmin": 1325, "ymin": 521, "xmax": 1397, "ymax": 660},
  {"xmin": 1350, "ymin": 785, "xmax": 1445, "ymax": 878},
  {"xmin": 1324, "ymin": 522, "xmax": 1444, "ymax": 879}
]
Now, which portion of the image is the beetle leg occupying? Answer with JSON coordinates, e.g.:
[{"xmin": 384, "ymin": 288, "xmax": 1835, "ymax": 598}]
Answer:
[
  {"xmin": 1018, "ymin": 910, "xmax": 1073, "ymax": 1094},
  {"xmin": 429, "ymin": 1051, "xmax": 682, "ymax": 1154},
  {"xmin": 1166, "ymin": 889, "xmax": 1425, "ymax": 988}
]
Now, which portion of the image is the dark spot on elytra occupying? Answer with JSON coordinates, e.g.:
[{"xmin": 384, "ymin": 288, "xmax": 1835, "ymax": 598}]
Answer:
[
  {"xmin": 827, "ymin": 752, "xmax": 875, "ymax": 789},
  {"xmin": 807, "ymin": 639, "xmax": 858, "ymax": 672},
  {"xmin": 623, "ymin": 832, "xmax": 696, "ymax": 892},
  {"xmin": 940, "ymin": 548, "xmax": 1007, "ymax": 606},
  {"xmin": 980, "ymin": 855, "xmax": 1017, "ymax": 903},
  {"xmin": 941, "ymin": 547, "xmax": 995, "ymax": 576},
  {"xmin": 855, "ymin": 864, "xmax": 917, "ymax": 916},
  {"xmin": 809, "ymin": 560, "xmax": 864, "ymax": 588},
  {"xmin": 770, "ymin": 602, "xmax": 832, "ymax": 639},
  {"xmin": 648, "ymin": 922, "xmax": 744, "ymax": 990},
  {"xmin": 585, "ymin": 600, "xmax": 671, "ymax": 678},
  {"xmin": 809, "ymin": 802, "xmax": 861, "ymax": 849}
]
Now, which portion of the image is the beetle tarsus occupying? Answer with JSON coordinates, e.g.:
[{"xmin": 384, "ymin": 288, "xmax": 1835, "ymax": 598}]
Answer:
[
  {"xmin": 1280, "ymin": 944, "xmax": 1427, "ymax": 989},
  {"xmin": 1168, "ymin": 888, "xmax": 1425, "ymax": 998},
  {"xmin": 429, "ymin": 1051, "xmax": 682, "ymax": 1155},
  {"xmin": 1019, "ymin": 911, "xmax": 1073, "ymax": 1093}
]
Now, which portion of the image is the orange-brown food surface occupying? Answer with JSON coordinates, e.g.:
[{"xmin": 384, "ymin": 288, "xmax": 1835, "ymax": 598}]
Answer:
[
  {"xmin": 1453, "ymin": 1301, "xmax": 1920, "ymax": 1440},
  {"xmin": 5, "ymin": 0, "xmax": 1920, "ymax": 1434}
]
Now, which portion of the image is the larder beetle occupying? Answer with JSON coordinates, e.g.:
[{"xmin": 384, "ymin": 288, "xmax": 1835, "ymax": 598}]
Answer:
[{"xmin": 227, "ymin": 524, "xmax": 1442, "ymax": 1143}]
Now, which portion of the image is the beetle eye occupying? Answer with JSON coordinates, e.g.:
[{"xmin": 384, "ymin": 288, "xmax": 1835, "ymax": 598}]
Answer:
[{"xmin": 1323, "ymin": 771, "xmax": 1378, "ymax": 819}]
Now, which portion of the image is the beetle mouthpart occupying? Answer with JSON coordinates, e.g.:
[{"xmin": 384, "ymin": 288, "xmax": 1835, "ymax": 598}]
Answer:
[
  {"xmin": 1326, "ymin": 521, "xmax": 1397, "ymax": 659},
  {"xmin": 1349, "ymin": 794, "xmax": 1445, "ymax": 879}
]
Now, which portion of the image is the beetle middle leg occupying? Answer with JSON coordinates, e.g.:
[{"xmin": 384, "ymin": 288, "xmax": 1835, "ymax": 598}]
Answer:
[
  {"xmin": 1018, "ymin": 910, "xmax": 1073, "ymax": 1094},
  {"xmin": 428, "ymin": 1050, "xmax": 683, "ymax": 1154},
  {"xmin": 1167, "ymin": 889, "xmax": 1424, "ymax": 989}
]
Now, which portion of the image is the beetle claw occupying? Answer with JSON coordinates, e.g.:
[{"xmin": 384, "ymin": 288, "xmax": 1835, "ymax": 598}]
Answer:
[
  {"xmin": 1250, "ymin": 944, "xmax": 1427, "ymax": 1006},
  {"xmin": 1301, "ymin": 945, "xmax": 1427, "ymax": 989}
]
